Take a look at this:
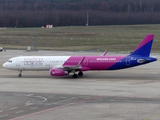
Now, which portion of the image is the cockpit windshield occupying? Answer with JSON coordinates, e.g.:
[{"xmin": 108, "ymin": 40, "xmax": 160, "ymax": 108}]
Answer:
[{"xmin": 8, "ymin": 60, "xmax": 12, "ymax": 63}]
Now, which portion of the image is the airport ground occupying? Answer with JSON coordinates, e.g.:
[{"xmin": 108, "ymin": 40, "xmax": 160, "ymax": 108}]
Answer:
[
  {"xmin": 0, "ymin": 50, "xmax": 160, "ymax": 120},
  {"xmin": 0, "ymin": 25, "xmax": 160, "ymax": 52}
]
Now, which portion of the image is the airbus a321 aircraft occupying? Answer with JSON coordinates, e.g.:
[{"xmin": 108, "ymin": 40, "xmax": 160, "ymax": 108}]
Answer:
[{"xmin": 3, "ymin": 34, "xmax": 157, "ymax": 78}]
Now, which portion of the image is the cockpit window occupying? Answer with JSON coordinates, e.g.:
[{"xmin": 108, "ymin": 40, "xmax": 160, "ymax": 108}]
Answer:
[{"xmin": 8, "ymin": 60, "xmax": 12, "ymax": 63}]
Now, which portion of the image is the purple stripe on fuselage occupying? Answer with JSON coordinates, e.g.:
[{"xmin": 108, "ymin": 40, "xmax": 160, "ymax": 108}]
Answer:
[
  {"xmin": 133, "ymin": 34, "xmax": 154, "ymax": 52},
  {"xmin": 63, "ymin": 56, "xmax": 126, "ymax": 71}
]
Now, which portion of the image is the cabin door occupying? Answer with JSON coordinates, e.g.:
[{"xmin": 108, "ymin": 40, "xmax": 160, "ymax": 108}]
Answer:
[
  {"xmin": 16, "ymin": 58, "xmax": 20, "ymax": 66},
  {"xmin": 84, "ymin": 59, "xmax": 88, "ymax": 66},
  {"xmin": 126, "ymin": 57, "xmax": 130, "ymax": 66},
  {"xmin": 46, "ymin": 58, "xmax": 50, "ymax": 66}
]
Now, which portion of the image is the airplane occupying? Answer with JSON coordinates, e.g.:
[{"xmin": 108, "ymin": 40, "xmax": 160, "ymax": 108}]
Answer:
[{"xmin": 3, "ymin": 34, "xmax": 157, "ymax": 78}]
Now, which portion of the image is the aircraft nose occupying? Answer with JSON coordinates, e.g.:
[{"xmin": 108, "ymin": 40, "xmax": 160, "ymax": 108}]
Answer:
[{"xmin": 3, "ymin": 63, "xmax": 8, "ymax": 68}]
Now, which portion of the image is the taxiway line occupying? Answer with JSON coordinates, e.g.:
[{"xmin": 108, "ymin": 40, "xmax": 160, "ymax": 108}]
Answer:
[
  {"xmin": 143, "ymin": 113, "xmax": 160, "ymax": 120},
  {"xmin": 10, "ymin": 107, "xmax": 18, "ymax": 110},
  {"xmin": 10, "ymin": 95, "xmax": 104, "ymax": 120},
  {"xmin": 0, "ymin": 114, "xmax": 8, "ymax": 118}
]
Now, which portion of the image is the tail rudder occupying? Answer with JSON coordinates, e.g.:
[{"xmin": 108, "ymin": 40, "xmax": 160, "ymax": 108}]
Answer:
[{"xmin": 130, "ymin": 34, "xmax": 154, "ymax": 57}]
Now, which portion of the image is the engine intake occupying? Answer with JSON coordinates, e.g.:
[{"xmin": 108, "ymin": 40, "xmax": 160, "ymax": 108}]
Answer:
[{"xmin": 50, "ymin": 68, "xmax": 68, "ymax": 76}]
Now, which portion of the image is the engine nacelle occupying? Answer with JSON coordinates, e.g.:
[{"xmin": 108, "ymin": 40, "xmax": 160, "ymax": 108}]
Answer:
[{"xmin": 50, "ymin": 68, "xmax": 68, "ymax": 76}]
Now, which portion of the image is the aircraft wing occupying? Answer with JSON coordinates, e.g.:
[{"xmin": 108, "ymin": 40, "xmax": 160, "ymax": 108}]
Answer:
[
  {"xmin": 62, "ymin": 65, "xmax": 81, "ymax": 71},
  {"xmin": 52, "ymin": 65, "xmax": 81, "ymax": 71},
  {"xmin": 52, "ymin": 57, "xmax": 85, "ymax": 71}
]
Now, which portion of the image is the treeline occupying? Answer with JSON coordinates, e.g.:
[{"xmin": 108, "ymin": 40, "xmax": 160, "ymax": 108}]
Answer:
[{"xmin": 1, "ymin": 0, "xmax": 160, "ymax": 27}]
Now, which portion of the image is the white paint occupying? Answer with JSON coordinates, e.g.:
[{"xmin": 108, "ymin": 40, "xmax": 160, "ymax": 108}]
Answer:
[
  {"xmin": 120, "ymin": 111, "xmax": 129, "ymax": 120},
  {"xmin": 25, "ymin": 95, "xmax": 47, "ymax": 106},
  {"xmin": 97, "ymin": 58, "xmax": 116, "ymax": 61},
  {"xmin": 16, "ymin": 110, "xmax": 24, "ymax": 114},
  {"xmin": 35, "ymin": 96, "xmax": 47, "ymax": 103},
  {"xmin": 0, "ymin": 114, "xmax": 8, "ymax": 118},
  {"xmin": 45, "ymin": 97, "xmax": 75, "ymax": 106},
  {"xmin": 25, "ymin": 101, "xmax": 33, "ymax": 106},
  {"xmin": 10, "ymin": 107, "xmax": 18, "ymax": 110}
]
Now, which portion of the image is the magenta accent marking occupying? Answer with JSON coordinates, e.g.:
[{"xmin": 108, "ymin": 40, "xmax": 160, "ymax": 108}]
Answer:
[
  {"xmin": 50, "ymin": 68, "xmax": 65, "ymax": 76},
  {"xmin": 63, "ymin": 56, "xmax": 126, "ymax": 71},
  {"xmin": 134, "ymin": 34, "xmax": 154, "ymax": 52}
]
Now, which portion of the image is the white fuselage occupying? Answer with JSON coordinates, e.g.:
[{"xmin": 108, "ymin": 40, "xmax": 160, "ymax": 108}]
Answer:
[{"xmin": 3, "ymin": 56, "xmax": 70, "ymax": 71}]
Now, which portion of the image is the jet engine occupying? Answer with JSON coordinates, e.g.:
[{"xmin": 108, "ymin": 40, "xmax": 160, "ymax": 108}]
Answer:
[{"xmin": 50, "ymin": 68, "xmax": 68, "ymax": 76}]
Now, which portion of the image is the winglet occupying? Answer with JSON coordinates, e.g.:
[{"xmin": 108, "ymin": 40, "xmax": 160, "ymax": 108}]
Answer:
[
  {"xmin": 101, "ymin": 50, "xmax": 108, "ymax": 56},
  {"xmin": 130, "ymin": 34, "xmax": 154, "ymax": 57},
  {"xmin": 77, "ymin": 57, "xmax": 85, "ymax": 66}
]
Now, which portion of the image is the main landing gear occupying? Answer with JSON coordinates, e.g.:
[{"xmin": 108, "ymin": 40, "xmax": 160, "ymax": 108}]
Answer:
[
  {"xmin": 18, "ymin": 70, "xmax": 22, "ymax": 77},
  {"xmin": 78, "ymin": 71, "xmax": 83, "ymax": 77},
  {"xmin": 72, "ymin": 71, "xmax": 83, "ymax": 78},
  {"xmin": 73, "ymin": 74, "xmax": 78, "ymax": 78}
]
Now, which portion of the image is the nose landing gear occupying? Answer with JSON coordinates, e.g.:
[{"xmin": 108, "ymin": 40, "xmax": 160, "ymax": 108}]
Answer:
[{"xmin": 18, "ymin": 70, "xmax": 22, "ymax": 77}]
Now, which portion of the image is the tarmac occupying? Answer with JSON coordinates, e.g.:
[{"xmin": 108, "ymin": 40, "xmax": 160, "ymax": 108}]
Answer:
[{"xmin": 0, "ymin": 50, "xmax": 160, "ymax": 120}]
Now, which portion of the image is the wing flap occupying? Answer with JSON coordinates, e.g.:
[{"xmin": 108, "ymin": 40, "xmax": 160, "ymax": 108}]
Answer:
[{"xmin": 63, "ymin": 65, "xmax": 81, "ymax": 70}]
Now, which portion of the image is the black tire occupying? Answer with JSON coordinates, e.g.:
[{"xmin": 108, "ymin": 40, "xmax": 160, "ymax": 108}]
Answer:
[
  {"xmin": 18, "ymin": 74, "xmax": 22, "ymax": 77},
  {"xmin": 78, "ymin": 71, "xmax": 83, "ymax": 76},
  {"xmin": 73, "ymin": 74, "xmax": 78, "ymax": 78}
]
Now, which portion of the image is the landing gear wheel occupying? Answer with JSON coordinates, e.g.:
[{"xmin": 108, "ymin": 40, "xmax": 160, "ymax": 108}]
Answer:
[
  {"xmin": 73, "ymin": 74, "xmax": 78, "ymax": 78},
  {"xmin": 18, "ymin": 74, "xmax": 22, "ymax": 77},
  {"xmin": 78, "ymin": 71, "xmax": 83, "ymax": 76},
  {"xmin": 18, "ymin": 70, "xmax": 22, "ymax": 77}
]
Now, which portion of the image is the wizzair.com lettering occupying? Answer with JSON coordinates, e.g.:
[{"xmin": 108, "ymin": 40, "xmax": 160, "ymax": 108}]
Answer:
[
  {"xmin": 97, "ymin": 58, "xmax": 116, "ymax": 61},
  {"xmin": 3, "ymin": 34, "xmax": 157, "ymax": 78},
  {"xmin": 24, "ymin": 58, "xmax": 43, "ymax": 66}
]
